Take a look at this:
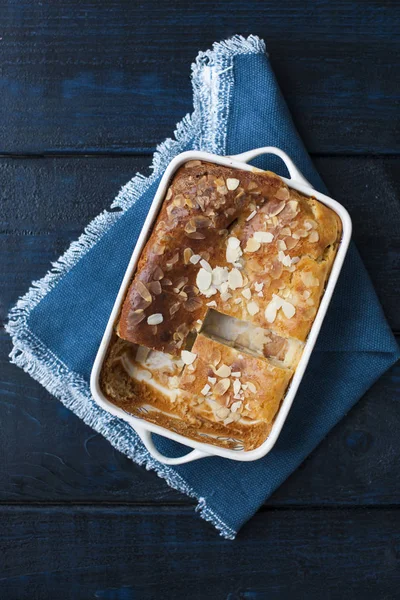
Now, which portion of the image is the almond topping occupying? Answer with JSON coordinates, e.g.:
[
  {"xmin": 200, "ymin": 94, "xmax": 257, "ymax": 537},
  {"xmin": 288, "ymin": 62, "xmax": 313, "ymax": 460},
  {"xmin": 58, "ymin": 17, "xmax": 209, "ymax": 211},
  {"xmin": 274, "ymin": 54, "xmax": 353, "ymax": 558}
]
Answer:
[
  {"xmin": 183, "ymin": 248, "xmax": 193, "ymax": 264},
  {"xmin": 228, "ymin": 268, "xmax": 243, "ymax": 290},
  {"xmin": 196, "ymin": 268, "xmax": 212, "ymax": 291},
  {"xmin": 181, "ymin": 350, "xmax": 197, "ymax": 365},
  {"xmin": 216, "ymin": 364, "xmax": 232, "ymax": 378},
  {"xmin": 242, "ymin": 288, "xmax": 252, "ymax": 300},
  {"xmin": 214, "ymin": 378, "xmax": 231, "ymax": 396},
  {"xmin": 308, "ymin": 230, "xmax": 320, "ymax": 243},
  {"xmin": 226, "ymin": 178, "xmax": 240, "ymax": 191},
  {"xmin": 216, "ymin": 406, "xmax": 230, "ymax": 419},
  {"xmin": 232, "ymin": 371, "xmax": 241, "ymax": 377},
  {"xmin": 233, "ymin": 380, "xmax": 241, "ymax": 396},
  {"xmin": 169, "ymin": 302, "xmax": 181, "ymax": 316},
  {"xmin": 136, "ymin": 281, "xmax": 152, "ymax": 302},
  {"xmin": 147, "ymin": 313, "xmax": 163, "ymax": 325},
  {"xmin": 247, "ymin": 301, "xmax": 260, "ymax": 316},
  {"xmin": 206, "ymin": 300, "xmax": 217, "ymax": 308},
  {"xmin": 153, "ymin": 266, "xmax": 164, "ymax": 281},
  {"xmin": 247, "ymin": 382, "xmax": 257, "ymax": 394},
  {"xmin": 281, "ymin": 300, "xmax": 296, "ymax": 319},
  {"xmin": 208, "ymin": 377, "xmax": 217, "ymax": 384},
  {"xmin": 200, "ymin": 259, "xmax": 212, "ymax": 272},
  {"xmin": 254, "ymin": 231, "xmax": 274, "ymax": 243},
  {"xmin": 275, "ymin": 187, "xmax": 290, "ymax": 201},
  {"xmin": 245, "ymin": 237, "xmax": 261, "ymax": 253},
  {"xmin": 228, "ymin": 236, "xmax": 241, "ymax": 249},
  {"xmin": 189, "ymin": 254, "xmax": 201, "ymax": 264},
  {"xmin": 201, "ymin": 384, "xmax": 211, "ymax": 396},
  {"xmin": 148, "ymin": 281, "xmax": 162, "ymax": 295},
  {"xmin": 246, "ymin": 209, "xmax": 257, "ymax": 221}
]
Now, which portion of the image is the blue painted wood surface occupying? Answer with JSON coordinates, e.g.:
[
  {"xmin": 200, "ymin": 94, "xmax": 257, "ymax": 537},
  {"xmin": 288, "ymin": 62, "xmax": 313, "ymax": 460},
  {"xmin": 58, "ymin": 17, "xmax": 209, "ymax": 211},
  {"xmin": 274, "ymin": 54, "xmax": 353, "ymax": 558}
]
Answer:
[{"xmin": 0, "ymin": 1, "xmax": 399, "ymax": 598}]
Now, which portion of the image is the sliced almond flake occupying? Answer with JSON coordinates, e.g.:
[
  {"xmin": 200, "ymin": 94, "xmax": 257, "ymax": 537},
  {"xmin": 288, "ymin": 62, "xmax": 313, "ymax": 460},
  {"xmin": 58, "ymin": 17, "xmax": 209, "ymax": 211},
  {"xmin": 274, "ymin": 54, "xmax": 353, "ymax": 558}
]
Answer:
[
  {"xmin": 190, "ymin": 254, "xmax": 201, "ymax": 264},
  {"xmin": 214, "ymin": 378, "xmax": 231, "ymax": 396},
  {"xmin": 129, "ymin": 310, "xmax": 146, "ymax": 326},
  {"xmin": 247, "ymin": 301, "xmax": 259, "ymax": 316},
  {"xmin": 216, "ymin": 406, "xmax": 230, "ymax": 419},
  {"xmin": 242, "ymin": 288, "xmax": 252, "ymax": 300},
  {"xmin": 277, "ymin": 239, "xmax": 287, "ymax": 251},
  {"xmin": 136, "ymin": 281, "xmax": 152, "ymax": 302},
  {"xmin": 200, "ymin": 259, "xmax": 212, "ymax": 272},
  {"xmin": 275, "ymin": 187, "xmax": 290, "ymax": 201},
  {"xmin": 267, "ymin": 199, "xmax": 286, "ymax": 217},
  {"xmin": 204, "ymin": 285, "xmax": 218, "ymax": 298},
  {"xmin": 153, "ymin": 266, "xmax": 164, "ymax": 281},
  {"xmin": 184, "ymin": 297, "xmax": 203, "ymax": 312},
  {"xmin": 233, "ymin": 298, "xmax": 242, "ymax": 305},
  {"xmin": 226, "ymin": 178, "xmax": 240, "ymax": 191},
  {"xmin": 242, "ymin": 384, "xmax": 248, "ymax": 390},
  {"xmin": 281, "ymin": 288, "xmax": 290, "ymax": 299},
  {"xmin": 201, "ymin": 384, "xmax": 211, "ymax": 396},
  {"xmin": 254, "ymin": 282, "xmax": 264, "ymax": 292},
  {"xmin": 301, "ymin": 271, "xmax": 319, "ymax": 287},
  {"xmin": 278, "ymin": 251, "xmax": 293, "ymax": 267},
  {"xmin": 265, "ymin": 296, "xmax": 280, "ymax": 323},
  {"xmin": 284, "ymin": 236, "xmax": 299, "ymax": 250},
  {"xmin": 208, "ymin": 377, "xmax": 217, "ymax": 385},
  {"xmin": 308, "ymin": 230, "xmax": 320, "ymax": 243},
  {"xmin": 306, "ymin": 298, "xmax": 315, "ymax": 306},
  {"xmin": 216, "ymin": 364, "xmax": 231, "ymax": 377},
  {"xmin": 183, "ymin": 248, "xmax": 193, "ymax": 264},
  {"xmin": 280, "ymin": 227, "xmax": 291, "ymax": 236},
  {"xmin": 246, "ymin": 209, "xmax": 257, "ymax": 221},
  {"xmin": 233, "ymin": 379, "xmax": 241, "ymax": 396},
  {"xmin": 232, "ymin": 371, "xmax": 241, "ymax": 377},
  {"xmin": 169, "ymin": 302, "xmax": 181, "ymax": 316},
  {"xmin": 220, "ymin": 292, "xmax": 232, "ymax": 302},
  {"xmin": 254, "ymin": 231, "xmax": 274, "ymax": 243},
  {"xmin": 148, "ymin": 281, "xmax": 162, "ymax": 295},
  {"xmin": 245, "ymin": 237, "xmax": 261, "ymax": 253},
  {"xmin": 147, "ymin": 313, "xmax": 163, "ymax": 325},
  {"xmin": 281, "ymin": 300, "xmax": 296, "ymax": 319},
  {"xmin": 292, "ymin": 257, "xmax": 300, "ymax": 264},
  {"xmin": 181, "ymin": 350, "xmax": 197, "ymax": 365},
  {"xmin": 228, "ymin": 236, "xmax": 240, "ymax": 249},
  {"xmin": 304, "ymin": 218, "xmax": 318, "ymax": 229},
  {"xmin": 230, "ymin": 400, "xmax": 242, "ymax": 413},
  {"xmin": 247, "ymin": 382, "xmax": 257, "ymax": 394},
  {"xmin": 196, "ymin": 268, "xmax": 212, "ymax": 291},
  {"xmin": 206, "ymin": 300, "xmax": 217, "ymax": 308},
  {"xmin": 288, "ymin": 200, "xmax": 299, "ymax": 213},
  {"xmin": 136, "ymin": 346, "xmax": 150, "ymax": 363},
  {"xmin": 228, "ymin": 268, "xmax": 243, "ymax": 290},
  {"xmin": 166, "ymin": 187, "xmax": 173, "ymax": 200},
  {"xmin": 303, "ymin": 290, "xmax": 311, "ymax": 299},
  {"xmin": 212, "ymin": 266, "xmax": 229, "ymax": 286}
]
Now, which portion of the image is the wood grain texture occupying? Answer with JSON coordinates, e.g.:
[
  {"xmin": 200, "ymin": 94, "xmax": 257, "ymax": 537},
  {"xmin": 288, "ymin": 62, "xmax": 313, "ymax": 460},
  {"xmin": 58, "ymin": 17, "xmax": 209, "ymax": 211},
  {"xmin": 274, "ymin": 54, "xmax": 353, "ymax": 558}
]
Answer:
[
  {"xmin": 2, "ymin": 155, "xmax": 399, "ymax": 329},
  {"xmin": 1, "ymin": 506, "xmax": 400, "ymax": 600},
  {"xmin": 0, "ymin": 330, "xmax": 399, "ymax": 505},
  {"xmin": 0, "ymin": 0, "xmax": 399, "ymax": 154},
  {"xmin": 0, "ymin": 156, "xmax": 399, "ymax": 506}
]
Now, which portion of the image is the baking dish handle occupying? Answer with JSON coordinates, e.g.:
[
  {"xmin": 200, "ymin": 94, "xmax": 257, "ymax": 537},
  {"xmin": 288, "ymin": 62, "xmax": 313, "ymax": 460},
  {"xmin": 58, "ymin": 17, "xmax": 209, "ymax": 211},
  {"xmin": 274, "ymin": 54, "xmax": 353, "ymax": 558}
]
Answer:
[
  {"xmin": 229, "ymin": 146, "xmax": 313, "ymax": 188},
  {"xmin": 136, "ymin": 428, "xmax": 210, "ymax": 465}
]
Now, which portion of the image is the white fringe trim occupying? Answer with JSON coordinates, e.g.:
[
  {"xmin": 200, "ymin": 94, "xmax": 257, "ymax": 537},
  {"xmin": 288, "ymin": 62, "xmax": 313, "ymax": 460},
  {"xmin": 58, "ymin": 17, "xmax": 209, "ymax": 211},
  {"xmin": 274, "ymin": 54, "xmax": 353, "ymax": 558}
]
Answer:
[{"xmin": 6, "ymin": 34, "xmax": 265, "ymax": 541}]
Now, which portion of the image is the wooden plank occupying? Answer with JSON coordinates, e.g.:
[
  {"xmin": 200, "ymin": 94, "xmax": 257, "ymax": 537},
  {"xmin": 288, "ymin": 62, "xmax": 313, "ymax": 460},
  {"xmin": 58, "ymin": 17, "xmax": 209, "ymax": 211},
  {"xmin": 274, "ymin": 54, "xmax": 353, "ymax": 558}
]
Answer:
[
  {"xmin": 2, "ymin": 156, "xmax": 399, "ymax": 329},
  {"xmin": 0, "ymin": 0, "xmax": 399, "ymax": 154},
  {"xmin": 1, "ymin": 155, "xmax": 399, "ymax": 506},
  {"xmin": 1, "ymin": 506, "xmax": 399, "ymax": 599},
  {"xmin": 0, "ymin": 331, "xmax": 398, "ymax": 506}
]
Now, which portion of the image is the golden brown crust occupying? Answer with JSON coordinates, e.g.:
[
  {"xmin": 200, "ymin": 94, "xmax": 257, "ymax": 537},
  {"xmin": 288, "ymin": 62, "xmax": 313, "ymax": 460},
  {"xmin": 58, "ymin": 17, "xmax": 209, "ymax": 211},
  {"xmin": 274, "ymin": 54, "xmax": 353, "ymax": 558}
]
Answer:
[{"xmin": 101, "ymin": 160, "xmax": 342, "ymax": 451}]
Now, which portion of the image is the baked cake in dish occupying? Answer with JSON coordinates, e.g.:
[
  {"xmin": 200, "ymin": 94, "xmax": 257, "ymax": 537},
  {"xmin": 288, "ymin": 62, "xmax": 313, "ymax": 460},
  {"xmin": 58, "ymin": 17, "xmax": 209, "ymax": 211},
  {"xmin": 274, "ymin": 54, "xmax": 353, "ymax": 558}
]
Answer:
[{"xmin": 100, "ymin": 160, "xmax": 342, "ymax": 451}]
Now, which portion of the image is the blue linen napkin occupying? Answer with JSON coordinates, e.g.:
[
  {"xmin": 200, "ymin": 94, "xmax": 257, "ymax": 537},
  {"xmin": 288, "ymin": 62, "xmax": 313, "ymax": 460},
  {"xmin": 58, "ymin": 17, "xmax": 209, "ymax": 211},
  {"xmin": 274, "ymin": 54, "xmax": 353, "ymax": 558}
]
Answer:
[{"xmin": 7, "ymin": 35, "xmax": 399, "ymax": 539}]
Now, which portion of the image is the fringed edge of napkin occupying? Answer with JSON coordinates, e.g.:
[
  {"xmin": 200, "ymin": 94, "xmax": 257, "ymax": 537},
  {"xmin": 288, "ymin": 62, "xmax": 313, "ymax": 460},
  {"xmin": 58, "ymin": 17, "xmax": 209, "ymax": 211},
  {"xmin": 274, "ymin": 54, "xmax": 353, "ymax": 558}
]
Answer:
[{"xmin": 6, "ymin": 34, "xmax": 266, "ymax": 540}]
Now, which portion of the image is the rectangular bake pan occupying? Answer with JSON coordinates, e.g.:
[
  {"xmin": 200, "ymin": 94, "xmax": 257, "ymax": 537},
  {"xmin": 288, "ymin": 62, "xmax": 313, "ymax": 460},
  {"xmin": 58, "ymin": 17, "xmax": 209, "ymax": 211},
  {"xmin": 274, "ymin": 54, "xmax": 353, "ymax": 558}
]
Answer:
[{"xmin": 90, "ymin": 147, "xmax": 352, "ymax": 464}]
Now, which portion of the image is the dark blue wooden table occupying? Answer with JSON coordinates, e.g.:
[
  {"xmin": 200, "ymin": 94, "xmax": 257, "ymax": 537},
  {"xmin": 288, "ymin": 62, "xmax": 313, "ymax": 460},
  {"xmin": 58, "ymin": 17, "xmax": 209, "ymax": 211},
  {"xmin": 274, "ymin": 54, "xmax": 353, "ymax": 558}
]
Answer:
[{"xmin": 1, "ymin": 1, "xmax": 399, "ymax": 598}]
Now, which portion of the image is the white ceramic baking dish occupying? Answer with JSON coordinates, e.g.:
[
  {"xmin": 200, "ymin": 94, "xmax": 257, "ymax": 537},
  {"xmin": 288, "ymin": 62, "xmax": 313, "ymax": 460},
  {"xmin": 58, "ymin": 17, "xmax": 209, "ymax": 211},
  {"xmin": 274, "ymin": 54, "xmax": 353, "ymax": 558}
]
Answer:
[{"xmin": 90, "ymin": 147, "xmax": 352, "ymax": 465}]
